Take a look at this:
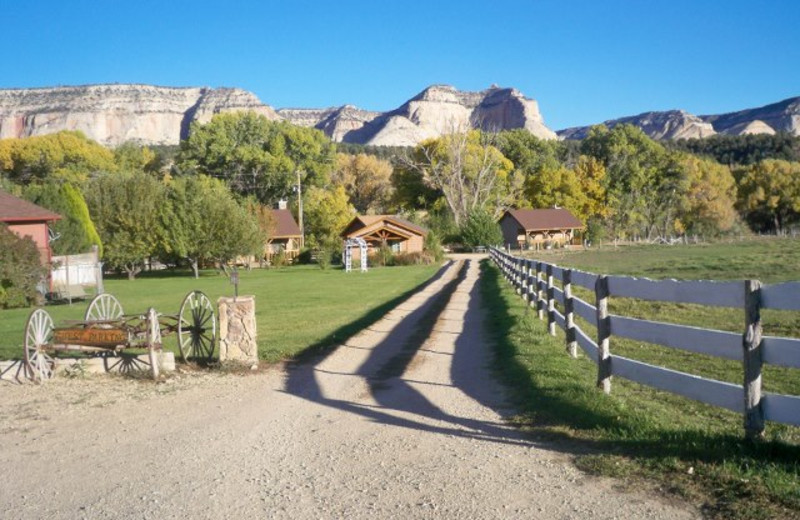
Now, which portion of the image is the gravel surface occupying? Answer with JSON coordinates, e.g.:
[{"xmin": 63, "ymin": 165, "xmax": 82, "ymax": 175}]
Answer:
[{"xmin": 0, "ymin": 256, "xmax": 698, "ymax": 519}]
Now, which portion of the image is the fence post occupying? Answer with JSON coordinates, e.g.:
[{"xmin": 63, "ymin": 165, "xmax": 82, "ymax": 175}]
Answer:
[
  {"xmin": 536, "ymin": 262, "xmax": 544, "ymax": 320},
  {"xmin": 743, "ymin": 279, "xmax": 764, "ymax": 439},
  {"xmin": 564, "ymin": 269, "xmax": 577, "ymax": 358},
  {"xmin": 515, "ymin": 258, "xmax": 522, "ymax": 294},
  {"xmin": 595, "ymin": 275, "xmax": 612, "ymax": 393},
  {"xmin": 521, "ymin": 259, "xmax": 529, "ymax": 303},
  {"xmin": 546, "ymin": 264, "xmax": 555, "ymax": 336},
  {"xmin": 528, "ymin": 260, "xmax": 536, "ymax": 308}
]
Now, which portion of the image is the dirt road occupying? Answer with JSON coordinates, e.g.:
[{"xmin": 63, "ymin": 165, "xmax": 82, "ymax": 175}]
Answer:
[{"xmin": 0, "ymin": 256, "xmax": 697, "ymax": 519}]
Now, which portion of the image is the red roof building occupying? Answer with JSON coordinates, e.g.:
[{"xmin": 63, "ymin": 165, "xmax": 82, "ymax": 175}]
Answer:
[
  {"xmin": 0, "ymin": 190, "xmax": 62, "ymax": 265},
  {"xmin": 265, "ymin": 209, "xmax": 302, "ymax": 263},
  {"xmin": 499, "ymin": 208, "xmax": 583, "ymax": 249}
]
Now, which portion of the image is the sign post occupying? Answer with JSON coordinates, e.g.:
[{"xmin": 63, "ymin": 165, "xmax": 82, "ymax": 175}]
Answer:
[{"xmin": 230, "ymin": 268, "xmax": 239, "ymax": 301}]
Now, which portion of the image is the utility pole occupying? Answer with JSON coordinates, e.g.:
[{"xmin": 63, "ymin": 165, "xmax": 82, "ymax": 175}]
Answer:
[{"xmin": 296, "ymin": 169, "xmax": 304, "ymax": 248}]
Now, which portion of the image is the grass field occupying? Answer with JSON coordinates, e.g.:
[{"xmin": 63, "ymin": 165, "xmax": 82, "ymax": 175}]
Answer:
[
  {"xmin": 0, "ymin": 264, "xmax": 440, "ymax": 363},
  {"xmin": 486, "ymin": 238, "xmax": 800, "ymax": 519}
]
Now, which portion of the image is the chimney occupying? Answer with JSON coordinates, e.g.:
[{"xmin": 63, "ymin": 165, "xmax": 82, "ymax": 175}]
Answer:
[{"xmin": 277, "ymin": 199, "xmax": 288, "ymax": 210}]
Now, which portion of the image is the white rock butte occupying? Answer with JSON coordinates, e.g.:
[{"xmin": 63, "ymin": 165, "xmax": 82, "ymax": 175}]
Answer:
[
  {"xmin": 0, "ymin": 83, "xmax": 557, "ymax": 147},
  {"xmin": 0, "ymin": 84, "xmax": 279, "ymax": 146},
  {"xmin": 558, "ymin": 96, "xmax": 800, "ymax": 140}
]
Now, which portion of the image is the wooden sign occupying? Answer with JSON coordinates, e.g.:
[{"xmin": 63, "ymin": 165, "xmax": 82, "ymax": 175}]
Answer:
[{"xmin": 54, "ymin": 327, "xmax": 127, "ymax": 347}]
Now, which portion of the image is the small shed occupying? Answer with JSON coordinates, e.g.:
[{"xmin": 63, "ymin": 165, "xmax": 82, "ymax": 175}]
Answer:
[
  {"xmin": 265, "ymin": 209, "xmax": 302, "ymax": 263},
  {"xmin": 499, "ymin": 208, "xmax": 583, "ymax": 249},
  {"xmin": 340, "ymin": 215, "xmax": 428, "ymax": 257},
  {"xmin": 0, "ymin": 189, "xmax": 62, "ymax": 265}
]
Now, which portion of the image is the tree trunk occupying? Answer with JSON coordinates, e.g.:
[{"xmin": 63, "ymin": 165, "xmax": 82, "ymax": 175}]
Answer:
[
  {"xmin": 189, "ymin": 258, "xmax": 199, "ymax": 279},
  {"xmin": 125, "ymin": 263, "xmax": 139, "ymax": 280}
]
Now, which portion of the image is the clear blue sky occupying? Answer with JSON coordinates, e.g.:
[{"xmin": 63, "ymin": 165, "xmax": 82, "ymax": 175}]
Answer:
[{"xmin": 2, "ymin": 0, "xmax": 798, "ymax": 130}]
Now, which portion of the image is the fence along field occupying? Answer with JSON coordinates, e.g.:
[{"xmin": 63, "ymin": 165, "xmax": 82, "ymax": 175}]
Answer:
[{"xmin": 490, "ymin": 247, "xmax": 800, "ymax": 438}]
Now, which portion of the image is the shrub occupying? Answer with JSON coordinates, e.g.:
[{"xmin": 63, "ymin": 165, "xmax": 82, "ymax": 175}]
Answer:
[
  {"xmin": 370, "ymin": 243, "xmax": 394, "ymax": 267},
  {"xmin": 393, "ymin": 251, "xmax": 435, "ymax": 266},
  {"xmin": 271, "ymin": 249, "xmax": 288, "ymax": 268},
  {"xmin": 424, "ymin": 230, "xmax": 445, "ymax": 262},
  {"xmin": 460, "ymin": 209, "xmax": 502, "ymax": 248},
  {"xmin": 0, "ymin": 224, "xmax": 47, "ymax": 309}
]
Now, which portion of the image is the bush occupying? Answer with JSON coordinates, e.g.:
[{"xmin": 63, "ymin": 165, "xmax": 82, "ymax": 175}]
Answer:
[
  {"xmin": 370, "ymin": 243, "xmax": 394, "ymax": 267},
  {"xmin": 460, "ymin": 209, "xmax": 502, "ymax": 248},
  {"xmin": 393, "ymin": 251, "xmax": 435, "ymax": 266},
  {"xmin": 0, "ymin": 224, "xmax": 47, "ymax": 309},
  {"xmin": 424, "ymin": 230, "xmax": 445, "ymax": 262},
  {"xmin": 271, "ymin": 249, "xmax": 288, "ymax": 268}
]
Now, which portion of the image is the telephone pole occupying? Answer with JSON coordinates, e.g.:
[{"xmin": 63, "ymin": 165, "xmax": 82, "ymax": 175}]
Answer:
[{"xmin": 296, "ymin": 169, "xmax": 304, "ymax": 248}]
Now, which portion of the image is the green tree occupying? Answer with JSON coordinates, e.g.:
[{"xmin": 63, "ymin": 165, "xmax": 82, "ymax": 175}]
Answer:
[
  {"xmin": 84, "ymin": 171, "xmax": 168, "ymax": 279},
  {"xmin": 23, "ymin": 182, "xmax": 102, "ymax": 256},
  {"xmin": 672, "ymin": 154, "xmax": 738, "ymax": 236},
  {"xmin": 459, "ymin": 209, "xmax": 503, "ymax": 248},
  {"xmin": 0, "ymin": 131, "xmax": 116, "ymax": 184},
  {"xmin": 581, "ymin": 124, "xmax": 671, "ymax": 239},
  {"xmin": 303, "ymin": 185, "xmax": 354, "ymax": 246},
  {"xmin": 526, "ymin": 164, "xmax": 589, "ymax": 219},
  {"xmin": 113, "ymin": 142, "xmax": 160, "ymax": 174},
  {"xmin": 176, "ymin": 113, "xmax": 336, "ymax": 205},
  {"xmin": 736, "ymin": 159, "xmax": 800, "ymax": 232},
  {"xmin": 0, "ymin": 224, "xmax": 48, "ymax": 308},
  {"xmin": 398, "ymin": 131, "xmax": 518, "ymax": 226},
  {"xmin": 164, "ymin": 175, "xmax": 261, "ymax": 277}
]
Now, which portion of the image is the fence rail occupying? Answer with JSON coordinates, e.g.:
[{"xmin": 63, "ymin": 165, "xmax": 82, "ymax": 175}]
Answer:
[{"xmin": 490, "ymin": 247, "xmax": 800, "ymax": 437}]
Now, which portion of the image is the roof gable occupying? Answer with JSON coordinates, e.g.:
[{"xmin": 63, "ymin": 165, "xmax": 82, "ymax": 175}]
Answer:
[
  {"xmin": 504, "ymin": 208, "xmax": 583, "ymax": 231},
  {"xmin": 341, "ymin": 215, "xmax": 428, "ymax": 238},
  {"xmin": 0, "ymin": 190, "xmax": 62, "ymax": 222},
  {"xmin": 271, "ymin": 209, "xmax": 301, "ymax": 238}
]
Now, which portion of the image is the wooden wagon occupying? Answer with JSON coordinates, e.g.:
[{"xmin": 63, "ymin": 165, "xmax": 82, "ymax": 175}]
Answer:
[{"xmin": 23, "ymin": 291, "xmax": 216, "ymax": 381}]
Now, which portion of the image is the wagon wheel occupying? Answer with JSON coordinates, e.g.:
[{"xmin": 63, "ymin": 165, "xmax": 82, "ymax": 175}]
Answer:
[
  {"xmin": 84, "ymin": 293, "xmax": 124, "ymax": 323},
  {"xmin": 24, "ymin": 309, "xmax": 55, "ymax": 382},
  {"xmin": 178, "ymin": 291, "xmax": 216, "ymax": 362}
]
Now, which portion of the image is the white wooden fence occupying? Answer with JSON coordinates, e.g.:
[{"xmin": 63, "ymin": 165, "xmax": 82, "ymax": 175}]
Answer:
[{"xmin": 490, "ymin": 247, "xmax": 800, "ymax": 438}]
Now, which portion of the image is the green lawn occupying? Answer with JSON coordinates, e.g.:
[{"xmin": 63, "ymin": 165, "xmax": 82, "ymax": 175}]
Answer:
[
  {"xmin": 486, "ymin": 238, "xmax": 800, "ymax": 519},
  {"xmin": 0, "ymin": 264, "xmax": 440, "ymax": 363}
]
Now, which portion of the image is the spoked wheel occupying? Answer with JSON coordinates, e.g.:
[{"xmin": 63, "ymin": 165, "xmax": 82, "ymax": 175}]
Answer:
[
  {"xmin": 24, "ymin": 309, "xmax": 55, "ymax": 382},
  {"xmin": 84, "ymin": 293, "xmax": 124, "ymax": 323},
  {"xmin": 178, "ymin": 291, "xmax": 216, "ymax": 363}
]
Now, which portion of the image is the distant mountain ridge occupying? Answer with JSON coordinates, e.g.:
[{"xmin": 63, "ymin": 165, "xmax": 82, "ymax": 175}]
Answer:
[
  {"xmin": 557, "ymin": 96, "xmax": 800, "ymax": 140},
  {"xmin": 0, "ymin": 83, "xmax": 796, "ymax": 146},
  {"xmin": 0, "ymin": 83, "xmax": 555, "ymax": 147}
]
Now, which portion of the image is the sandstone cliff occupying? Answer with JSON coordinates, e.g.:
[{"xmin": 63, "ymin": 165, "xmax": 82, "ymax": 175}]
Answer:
[
  {"xmin": 0, "ymin": 84, "xmax": 279, "ymax": 146},
  {"xmin": 352, "ymin": 85, "xmax": 557, "ymax": 146},
  {"xmin": 278, "ymin": 105, "xmax": 381, "ymax": 143},
  {"xmin": 558, "ymin": 110, "xmax": 716, "ymax": 141},
  {"xmin": 279, "ymin": 85, "xmax": 557, "ymax": 145},
  {"xmin": 701, "ymin": 96, "xmax": 799, "ymax": 136},
  {"xmin": 557, "ymin": 96, "xmax": 800, "ymax": 141}
]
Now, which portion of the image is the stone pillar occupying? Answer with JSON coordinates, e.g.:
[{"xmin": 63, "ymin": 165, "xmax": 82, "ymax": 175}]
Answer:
[{"xmin": 218, "ymin": 296, "xmax": 259, "ymax": 366}]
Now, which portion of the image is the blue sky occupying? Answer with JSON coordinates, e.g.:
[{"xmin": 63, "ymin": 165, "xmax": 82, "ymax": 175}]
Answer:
[{"xmin": 1, "ymin": 0, "xmax": 798, "ymax": 129}]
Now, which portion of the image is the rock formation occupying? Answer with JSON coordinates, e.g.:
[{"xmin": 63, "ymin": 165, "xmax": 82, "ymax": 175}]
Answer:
[
  {"xmin": 350, "ymin": 85, "xmax": 557, "ymax": 146},
  {"xmin": 0, "ymin": 84, "xmax": 279, "ymax": 146},
  {"xmin": 558, "ymin": 110, "xmax": 716, "ymax": 141},
  {"xmin": 0, "ymin": 83, "xmax": 557, "ymax": 147},
  {"xmin": 278, "ymin": 105, "xmax": 381, "ymax": 143},
  {"xmin": 558, "ymin": 96, "xmax": 800, "ymax": 141},
  {"xmin": 701, "ymin": 96, "xmax": 799, "ymax": 136},
  {"xmin": 280, "ymin": 85, "xmax": 557, "ymax": 145}
]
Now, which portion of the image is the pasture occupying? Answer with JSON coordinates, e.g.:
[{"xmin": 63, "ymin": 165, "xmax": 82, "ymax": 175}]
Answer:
[{"xmin": 485, "ymin": 238, "xmax": 800, "ymax": 519}]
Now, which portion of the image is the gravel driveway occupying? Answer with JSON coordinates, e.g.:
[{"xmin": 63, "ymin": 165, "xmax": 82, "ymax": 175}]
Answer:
[{"xmin": 0, "ymin": 256, "xmax": 698, "ymax": 519}]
